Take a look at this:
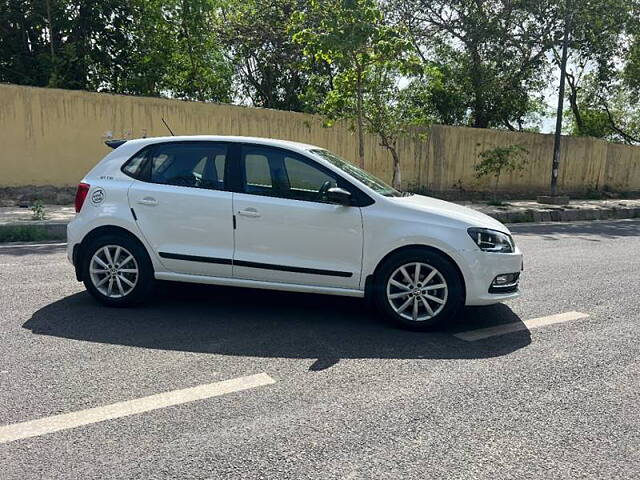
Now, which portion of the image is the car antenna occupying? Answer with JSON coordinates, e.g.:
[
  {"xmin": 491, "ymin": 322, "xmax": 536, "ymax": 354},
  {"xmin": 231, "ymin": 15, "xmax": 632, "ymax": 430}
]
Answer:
[{"xmin": 162, "ymin": 118, "xmax": 175, "ymax": 136}]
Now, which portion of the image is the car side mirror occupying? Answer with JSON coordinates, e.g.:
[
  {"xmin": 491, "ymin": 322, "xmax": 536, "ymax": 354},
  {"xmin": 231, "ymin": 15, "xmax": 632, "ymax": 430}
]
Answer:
[{"xmin": 326, "ymin": 187, "xmax": 352, "ymax": 206}]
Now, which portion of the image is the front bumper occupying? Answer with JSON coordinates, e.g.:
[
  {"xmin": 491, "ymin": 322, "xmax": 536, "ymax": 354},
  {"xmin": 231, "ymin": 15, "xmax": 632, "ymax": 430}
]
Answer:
[{"xmin": 459, "ymin": 247, "xmax": 523, "ymax": 306}]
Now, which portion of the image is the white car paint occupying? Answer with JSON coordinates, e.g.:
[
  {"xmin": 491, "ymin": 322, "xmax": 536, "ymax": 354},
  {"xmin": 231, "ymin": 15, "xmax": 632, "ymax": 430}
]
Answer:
[{"xmin": 67, "ymin": 135, "xmax": 522, "ymax": 306}]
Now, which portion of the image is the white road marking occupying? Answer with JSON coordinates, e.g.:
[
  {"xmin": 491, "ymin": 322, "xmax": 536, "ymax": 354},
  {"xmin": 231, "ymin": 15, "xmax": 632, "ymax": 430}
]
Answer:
[
  {"xmin": 455, "ymin": 311, "xmax": 590, "ymax": 341},
  {"xmin": 0, "ymin": 373, "xmax": 275, "ymax": 444},
  {"xmin": 0, "ymin": 242, "xmax": 67, "ymax": 249}
]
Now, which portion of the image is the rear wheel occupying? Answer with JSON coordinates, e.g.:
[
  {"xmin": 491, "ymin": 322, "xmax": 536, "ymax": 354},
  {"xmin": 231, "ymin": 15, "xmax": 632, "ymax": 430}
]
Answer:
[
  {"xmin": 373, "ymin": 249, "xmax": 464, "ymax": 330},
  {"xmin": 82, "ymin": 233, "xmax": 154, "ymax": 306}
]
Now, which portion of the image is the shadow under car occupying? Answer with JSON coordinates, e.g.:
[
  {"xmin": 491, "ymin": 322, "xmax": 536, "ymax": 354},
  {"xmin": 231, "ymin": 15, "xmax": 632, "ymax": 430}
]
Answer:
[{"xmin": 24, "ymin": 283, "xmax": 531, "ymax": 371}]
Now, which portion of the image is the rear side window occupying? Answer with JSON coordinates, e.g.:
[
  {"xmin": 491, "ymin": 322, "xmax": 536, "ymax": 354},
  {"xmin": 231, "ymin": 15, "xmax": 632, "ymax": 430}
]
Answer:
[
  {"xmin": 150, "ymin": 144, "xmax": 226, "ymax": 189},
  {"xmin": 122, "ymin": 150, "xmax": 147, "ymax": 178},
  {"xmin": 123, "ymin": 143, "xmax": 228, "ymax": 190}
]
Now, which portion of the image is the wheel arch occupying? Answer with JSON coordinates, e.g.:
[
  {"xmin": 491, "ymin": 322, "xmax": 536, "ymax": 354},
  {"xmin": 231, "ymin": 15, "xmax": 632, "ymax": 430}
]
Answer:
[
  {"xmin": 365, "ymin": 244, "xmax": 467, "ymax": 303},
  {"xmin": 74, "ymin": 225, "xmax": 152, "ymax": 281}
]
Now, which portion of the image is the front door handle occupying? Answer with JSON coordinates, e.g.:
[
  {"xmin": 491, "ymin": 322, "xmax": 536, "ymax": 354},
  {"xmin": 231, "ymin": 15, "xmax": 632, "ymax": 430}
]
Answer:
[
  {"xmin": 137, "ymin": 197, "xmax": 158, "ymax": 206},
  {"xmin": 238, "ymin": 208, "xmax": 261, "ymax": 218}
]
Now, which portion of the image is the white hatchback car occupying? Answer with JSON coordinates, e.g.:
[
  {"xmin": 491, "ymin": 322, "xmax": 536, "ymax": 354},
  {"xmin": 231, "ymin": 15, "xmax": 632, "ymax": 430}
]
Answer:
[{"xmin": 68, "ymin": 136, "xmax": 522, "ymax": 329}]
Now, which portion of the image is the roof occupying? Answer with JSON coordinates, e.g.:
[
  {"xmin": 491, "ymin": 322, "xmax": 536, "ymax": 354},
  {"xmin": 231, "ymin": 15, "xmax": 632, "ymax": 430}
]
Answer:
[{"xmin": 110, "ymin": 135, "xmax": 323, "ymax": 153}]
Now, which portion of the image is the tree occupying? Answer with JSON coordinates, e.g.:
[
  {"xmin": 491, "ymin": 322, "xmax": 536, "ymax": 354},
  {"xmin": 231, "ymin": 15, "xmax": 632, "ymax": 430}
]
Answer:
[
  {"xmin": 322, "ymin": 64, "xmax": 419, "ymax": 187},
  {"xmin": 474, "ymin": 145, "xmax": 528, "ymax": 202},
  {"xmin": 219, "ymin": 0, "xmax": 329, "ymax": 111},
  {"xmin": 570, "ymin": 74, "xmax": 640, "ymax": 144},
  {"xmin": 0, "ymin": 0, "xmax": 54, "ymax": 87},
  {"xmin": 0, "ymin": 0, "xmax": 233, "ymax": 102},
  {"xmin": 552, "ymin": 0, "xmax": 638, "ymax": 142},
  {"xmin": 390, "ymin": 0, "xmax": 558, "ymax": 130},
  {"xmin": 291, "ymin": 0, "xmax": 411, "ymax": 168}
]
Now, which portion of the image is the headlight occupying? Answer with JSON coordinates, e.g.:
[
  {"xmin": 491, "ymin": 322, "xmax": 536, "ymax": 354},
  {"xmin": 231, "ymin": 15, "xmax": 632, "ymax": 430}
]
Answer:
[{"xmin": 467, "ymin": 228, "xmax": 514, "ymax": 253}]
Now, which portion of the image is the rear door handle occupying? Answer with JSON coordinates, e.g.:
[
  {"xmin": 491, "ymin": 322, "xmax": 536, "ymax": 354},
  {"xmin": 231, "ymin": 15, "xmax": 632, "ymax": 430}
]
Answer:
[
  {"xmin": 137, "ymin": 197, "xmax": 158, "ymax": 206},
  {"xmin": 238, "ymin": 208, "xmax": 260, "ymax": 218}
]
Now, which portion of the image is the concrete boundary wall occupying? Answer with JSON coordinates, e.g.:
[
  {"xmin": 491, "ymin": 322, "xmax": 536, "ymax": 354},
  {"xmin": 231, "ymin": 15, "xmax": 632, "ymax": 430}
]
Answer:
[{"xmin": 1, "ymin": 84, "xmax": 639, "ymax": 194}]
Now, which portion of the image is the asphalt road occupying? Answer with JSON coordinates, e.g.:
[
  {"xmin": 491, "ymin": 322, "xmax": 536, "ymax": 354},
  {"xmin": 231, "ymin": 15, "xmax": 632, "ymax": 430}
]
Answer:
[{"xmin": 1, "ymin": 219, "xmax": 639, "ymax": 479}]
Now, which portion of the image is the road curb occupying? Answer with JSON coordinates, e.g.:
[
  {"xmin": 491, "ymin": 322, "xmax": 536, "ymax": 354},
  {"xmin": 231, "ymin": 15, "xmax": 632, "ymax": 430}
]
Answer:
[{"xmin": 488, "ymin": 206, "xmax": 640, "ymax": 224}]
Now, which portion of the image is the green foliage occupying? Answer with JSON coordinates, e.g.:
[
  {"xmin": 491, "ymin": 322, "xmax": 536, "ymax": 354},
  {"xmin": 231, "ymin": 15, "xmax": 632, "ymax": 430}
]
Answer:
[
  {"xmin": 569, "ymin": 71, "xmax": 640, "ymax": 144},
  {"xmin": 0, "ymin": 0, "xmax": 233, "ymax": 102},
  {"xmin": 390, "ymin": 0, "xmax": 557, "ymax": 130},
  {"xmin": 0, "ymin": 226, "xmax": 61, "ymax": 243},
  {"xmin": 571, "ymin": 108, "xmax": 611, "ymax": 139},
  {"xmin": 219, "ymin": 0, "xmax": 329, "ymax": 111},
  {"xmin": 475, "ymin": 145, "xmax": 529, "ymax": 200},
  {"xmin": 1, "ymin": 0, "xmax": 640, "ymax": 147},
  {"xmin": 290, "ymin": 0, "xmax": 419, "ymax": 185},
  {"xmin": 30, "ymin": 200, "xmax": 46, "ymax": 221},
  {"xmin": 557, "ymin": 0, "xmax": 640, "ymax": 144}
]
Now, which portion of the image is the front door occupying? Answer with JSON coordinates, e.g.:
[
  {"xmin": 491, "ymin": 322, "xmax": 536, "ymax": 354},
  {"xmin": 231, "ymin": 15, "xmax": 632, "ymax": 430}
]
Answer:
[
  {"xmin": 233, "ymin": 144, "xmax": 363, "ymax": 290},
  {"xmin": 127, "ymin": 141, "xmax": 234, "ymax": 277}
]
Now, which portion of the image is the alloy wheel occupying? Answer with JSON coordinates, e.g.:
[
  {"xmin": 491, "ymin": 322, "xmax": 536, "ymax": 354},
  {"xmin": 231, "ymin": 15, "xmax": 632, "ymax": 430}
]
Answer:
[
  {"xmin": 385, "ymin": 262, "xmax": 448, "ymax": 322},
  {"xmin": 89, "ymin": 245, "xmax": 139, "ymax": 298}
]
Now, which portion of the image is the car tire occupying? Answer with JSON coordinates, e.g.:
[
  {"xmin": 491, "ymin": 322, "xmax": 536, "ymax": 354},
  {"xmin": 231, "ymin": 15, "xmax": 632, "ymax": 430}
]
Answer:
[
  {"xmin": 81, "ymin": 233, "xmax": 154, "ymax": 307},
  {"xmin": 373, "ymin": 248, "xmax": 464, "ymax": 330}
]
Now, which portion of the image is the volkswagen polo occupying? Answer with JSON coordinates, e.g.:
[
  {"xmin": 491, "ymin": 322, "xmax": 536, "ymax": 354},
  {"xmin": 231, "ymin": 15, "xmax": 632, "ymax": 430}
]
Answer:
[{"xmin": 67, "ymin": 136, "xmax": 523, "ymax": 329}]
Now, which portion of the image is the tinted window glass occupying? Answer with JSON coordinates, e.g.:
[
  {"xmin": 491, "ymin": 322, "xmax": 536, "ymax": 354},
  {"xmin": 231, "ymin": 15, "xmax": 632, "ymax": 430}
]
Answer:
[
  {"xmin": 150, "ymin": 144, "xmax": 226, "ymax": 189},
  {"xmin": 284, "ymin": 155, "xmax": 336, "ymax": 200},
  {"xmin": 245, "ymin": 153, "xmax": 273, "ymax": 190},
  {"xmin": 122, "ymin": 150, "xmax": 147, "ymax": 178},
  {"xmin": 241, "ymin": 145, "xmax": 337, "ymax": 202}
]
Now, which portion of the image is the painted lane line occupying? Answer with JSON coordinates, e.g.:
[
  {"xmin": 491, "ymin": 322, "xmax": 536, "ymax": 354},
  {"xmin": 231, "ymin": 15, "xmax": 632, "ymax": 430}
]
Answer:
[
  {"xmin": 455, "ymin": 311, "xmax": 590, "ymax": 342},
  {"xmin": 0, "ymin": 373, "xmax": 275, "ymax": 445}
]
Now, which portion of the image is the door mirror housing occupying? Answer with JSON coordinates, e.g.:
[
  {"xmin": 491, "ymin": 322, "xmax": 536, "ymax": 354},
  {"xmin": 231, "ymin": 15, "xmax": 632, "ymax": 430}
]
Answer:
[{"xmin": 325, "ymin": 187, "xmax": 352, "ymax": 206}]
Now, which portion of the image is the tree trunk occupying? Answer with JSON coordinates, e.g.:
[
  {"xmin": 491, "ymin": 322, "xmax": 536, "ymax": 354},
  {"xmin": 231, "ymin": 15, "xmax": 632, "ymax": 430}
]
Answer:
[
  {"xmin": 45, "ymin": 0, "xmax": 54, "ymax": 61},
  {"xmin": 355, "ymin": 62, "xmax": 365, "ymax": 169},
  {"xmin": 390, "ymin": 147, "xmax": 401, "ymax": 189},
  {"xmin": 181, "ymin": 0, "xmax": 199, "ymax": 100},
  {"xmin": 469, "ymin": 44, "xmax": 488, "ymax": 128},
  {"xmin": 72, "ymin": 1, "xmax": 90, "ymax": 89},
  {"xmin": 566, "ymin": 75, "xmax": 583, "ymax": 134}
]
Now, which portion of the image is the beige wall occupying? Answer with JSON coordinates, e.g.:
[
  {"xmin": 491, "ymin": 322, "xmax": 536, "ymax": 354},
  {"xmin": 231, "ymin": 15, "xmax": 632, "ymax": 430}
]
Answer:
[{"xmin": 1, "ymin": 84, "xmax": 639, "ymax": 194}]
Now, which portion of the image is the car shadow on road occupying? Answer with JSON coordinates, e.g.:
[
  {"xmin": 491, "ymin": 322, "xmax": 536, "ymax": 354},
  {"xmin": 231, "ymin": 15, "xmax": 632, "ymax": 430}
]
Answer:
[{"xmin": 24, "ymin": 283, "xmax": 531, "ymax": 371}]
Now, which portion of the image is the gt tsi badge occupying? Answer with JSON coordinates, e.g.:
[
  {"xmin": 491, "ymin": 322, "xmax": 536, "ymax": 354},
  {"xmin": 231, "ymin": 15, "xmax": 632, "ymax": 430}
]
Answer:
[{"xmin": 91, "ymin": 188, "xmax": 105, "ymax": 205}]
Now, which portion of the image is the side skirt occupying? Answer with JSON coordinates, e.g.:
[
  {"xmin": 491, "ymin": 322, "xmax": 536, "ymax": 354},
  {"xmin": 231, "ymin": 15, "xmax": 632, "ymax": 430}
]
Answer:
[{"xmin": 154, "ymin": 272, "xmax": 365, "ymax": 298}]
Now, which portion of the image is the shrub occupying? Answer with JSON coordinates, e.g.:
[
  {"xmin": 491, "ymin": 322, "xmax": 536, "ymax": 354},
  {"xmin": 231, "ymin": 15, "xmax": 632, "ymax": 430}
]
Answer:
[{"xmin": 474, "ymin": 145, "xmax": 528, "ymax": 202}]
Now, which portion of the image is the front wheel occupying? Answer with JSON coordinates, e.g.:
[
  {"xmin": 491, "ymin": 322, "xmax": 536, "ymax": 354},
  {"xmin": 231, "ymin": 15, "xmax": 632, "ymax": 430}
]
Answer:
[
  {"xmin": 82, "ymin": 234, "xmax": 154, "ymax": 307},
  {"xmin": 373, "ymin": 249, "xmax": 464, "ymax": 330}
]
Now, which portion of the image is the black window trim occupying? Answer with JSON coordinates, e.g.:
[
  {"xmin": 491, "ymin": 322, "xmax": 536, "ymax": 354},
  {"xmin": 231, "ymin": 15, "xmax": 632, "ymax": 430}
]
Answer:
[
  {"xmin": 120, "ymin": 140, "xmax": 374, "ymax": 206},
  {"xmin": 237, "ymin": 143, "xmax": 374, "ymax": 207}
]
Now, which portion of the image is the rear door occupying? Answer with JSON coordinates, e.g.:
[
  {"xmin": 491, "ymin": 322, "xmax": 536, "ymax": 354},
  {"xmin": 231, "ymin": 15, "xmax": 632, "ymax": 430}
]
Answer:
[{"xmin": 127, "ymin": 141, "xmax": 234, "ymax": 277}]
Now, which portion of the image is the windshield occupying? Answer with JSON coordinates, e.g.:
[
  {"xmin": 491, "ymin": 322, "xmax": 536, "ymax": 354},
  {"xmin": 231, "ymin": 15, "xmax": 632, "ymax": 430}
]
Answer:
[{"xmin": 309, "ymin": 149, "xmax": 402, "ymax": 197}]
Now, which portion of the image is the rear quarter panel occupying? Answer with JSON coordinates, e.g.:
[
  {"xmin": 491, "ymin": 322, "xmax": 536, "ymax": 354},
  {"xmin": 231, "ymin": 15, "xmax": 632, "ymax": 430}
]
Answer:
[{"xmin": 66, "ymin": 142, "xmax": 166, "ymax": 273}]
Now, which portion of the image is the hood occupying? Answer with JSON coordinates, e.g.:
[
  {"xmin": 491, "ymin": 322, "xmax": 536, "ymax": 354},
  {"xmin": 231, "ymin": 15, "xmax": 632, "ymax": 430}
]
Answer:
[{"xmin": 389, "ymin": 194, "xmax": 510, "ymax": 233}]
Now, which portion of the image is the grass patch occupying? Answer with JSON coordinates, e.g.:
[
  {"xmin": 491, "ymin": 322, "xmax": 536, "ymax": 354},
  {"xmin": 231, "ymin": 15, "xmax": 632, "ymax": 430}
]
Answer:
[{"xmin": 0, "ymin": 225, "xmax": 64, "ymax": 243}]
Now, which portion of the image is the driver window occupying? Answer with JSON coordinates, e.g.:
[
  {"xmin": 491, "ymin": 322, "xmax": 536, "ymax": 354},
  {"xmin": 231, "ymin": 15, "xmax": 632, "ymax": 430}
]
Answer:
[
  {"xmin": 283, "ymin": 155, "xmax": 336, "ymax": 202},
  {"xmin": 150, "ymin": 143, "xmax": 227, "ymax": 190},
  {"xmin": 241, "ymin": 145, "xmax": 337, "ymax": 202}
]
